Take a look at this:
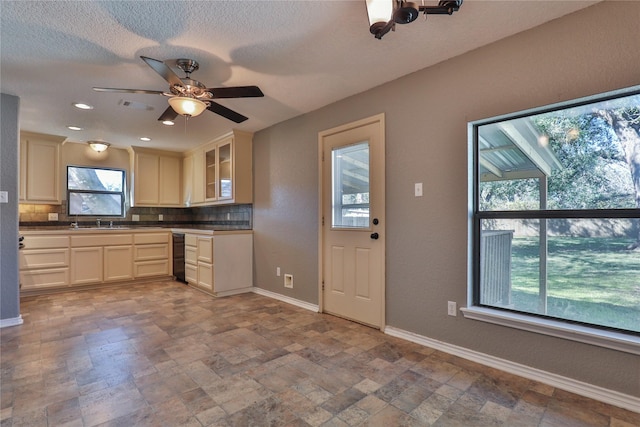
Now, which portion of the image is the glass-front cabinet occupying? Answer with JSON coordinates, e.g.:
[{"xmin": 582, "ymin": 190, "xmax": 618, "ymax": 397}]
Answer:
[
  {"xmin": 218, "ymin": 142, "xmax": 232, "ymax": 200},
  {"xmin": 205, "ymin": 145, "xmax": 217, "ymax": 200},
  {"xmin": 185, "ymin": 130, "xmax": 252, "ymax": 206}
]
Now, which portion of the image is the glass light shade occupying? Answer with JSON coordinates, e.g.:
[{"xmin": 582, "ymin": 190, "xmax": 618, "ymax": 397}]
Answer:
[
  {"xmin": 88, "ymin": 141, "xmax": 110, "ymax": 152},
  {"xmin": 168, "ymin": 97, "xmax": 207, "ymax": 117},
  {"xmin": 366, "ymin": 0, "xmax": 393, "ymax": 26}
]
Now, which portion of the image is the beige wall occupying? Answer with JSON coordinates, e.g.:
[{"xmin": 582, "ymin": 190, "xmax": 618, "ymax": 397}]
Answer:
[{"xmin": 253, "ymin": 2, "xmax": 640, "ymax": 396}]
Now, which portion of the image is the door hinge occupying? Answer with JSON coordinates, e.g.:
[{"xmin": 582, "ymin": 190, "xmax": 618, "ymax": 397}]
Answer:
[
  {"xmin": 322, "ymin": 280, "xmax": 325, "ymax": 290},
  {"xmin": 322, "ymin": 216, "xmax": 324, "ymax": 226}
]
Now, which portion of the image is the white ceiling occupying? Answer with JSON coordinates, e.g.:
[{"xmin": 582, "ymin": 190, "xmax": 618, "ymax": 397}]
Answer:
[{"xmin": 1, "ymin": 0, "xmax": 599, "ymax": 152}]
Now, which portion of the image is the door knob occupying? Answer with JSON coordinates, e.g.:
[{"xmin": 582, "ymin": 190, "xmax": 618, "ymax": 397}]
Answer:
[{"xmin": 370, "ymin": 232, "xmax": 379, "ymax": 240}]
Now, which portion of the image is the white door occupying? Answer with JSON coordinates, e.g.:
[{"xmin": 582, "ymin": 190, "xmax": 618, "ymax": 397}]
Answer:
[{"xmin": 319, "ymin": 114, "xmax": 385, "ymax": 329}]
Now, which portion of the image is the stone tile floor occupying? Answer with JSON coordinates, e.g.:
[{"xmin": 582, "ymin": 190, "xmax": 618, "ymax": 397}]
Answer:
[{"xmin": 1, "ymin": 281, "xmax": 638, "ymax": 426}]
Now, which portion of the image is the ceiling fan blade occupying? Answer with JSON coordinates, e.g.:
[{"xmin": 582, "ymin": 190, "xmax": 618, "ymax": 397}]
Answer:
[
  {"xmin": 157, "ymin": 106, "xmax": 178, "ymax": 122},
  {"xmin": 93, "ymin": 87, "xmax": 165, "ymax": 95},
  {"xmin": 207, "ymin": 101, "xmax": 248, "ymax": 123},
  {"xmin": 207, "ymin": 86, "xmax": 264, "ymax": 98},
  {"xmin": 140, "ymin": 56, "xmax": 183, "ymax": 88}
]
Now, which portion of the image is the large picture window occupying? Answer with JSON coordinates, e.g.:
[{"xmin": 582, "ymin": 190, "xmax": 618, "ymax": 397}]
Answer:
[
  {"xmin": 470, "ymin": 86, "xmax": 640, "ymax": 337},
  {"xmin": 67, "ymin": 166, "xmax": 125, "ymax": 217}
]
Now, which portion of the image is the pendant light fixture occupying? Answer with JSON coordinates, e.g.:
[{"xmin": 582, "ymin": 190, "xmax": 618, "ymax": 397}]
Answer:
[{"xmin": 365, "ymin": 0, "xmax": 463, "ymax": 39}]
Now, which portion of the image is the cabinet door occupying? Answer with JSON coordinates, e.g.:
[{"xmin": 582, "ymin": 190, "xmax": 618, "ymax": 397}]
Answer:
[
  {"xmin": 205, "ymin": 145, "xmax": 217, "ymax": 201},
  {"xmin": 218, "ymin": 141, "xmax": 233, "ymax": 200},
  {"xmin": 104, "ymin": 245, "xmax": 133, "ymax": 282},
  {"xmin": 192, "ymin": 149, "xmax": 205, "ymax": 204},
  {"xmin": 71, "ymin": 247, "xmax": 103, "ymax": 285},
  {"xmin": 26, "ymin": 139, "xmax": 60, "ymax": 203},
  {"xmin": 159, "ymin": 155, "xmax": 181, "ymax": 205},
  {"xmin": 197, "ymin": 237, "xmax": 213, "ymax": 264},
  {"xmin": 182, "ymin": 155, "xmax": 193, "ymax": 206},
  {"xmin": 197, "ymin": 262, "xmax": 214, "ymax": 293},
  {"xmin": 135, "ymin": 152, "xmax": 160, "ymax": 205}
]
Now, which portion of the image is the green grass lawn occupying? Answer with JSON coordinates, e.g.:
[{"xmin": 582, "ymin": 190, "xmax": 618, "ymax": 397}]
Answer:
[{"xmin": 507, "ymin": 237, "xmax": 640, "ymax": 333}]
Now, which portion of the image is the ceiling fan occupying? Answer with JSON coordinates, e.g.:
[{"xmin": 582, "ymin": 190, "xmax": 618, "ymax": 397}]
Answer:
[{"xmin": 93, "ymin": 56, "xmax": 264, "ymax": 123}]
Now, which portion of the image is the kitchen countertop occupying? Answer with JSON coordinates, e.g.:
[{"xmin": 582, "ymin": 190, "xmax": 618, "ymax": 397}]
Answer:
[{"xmin": 19, "ymin": 226, "xmax": 252, "ymax": 236}]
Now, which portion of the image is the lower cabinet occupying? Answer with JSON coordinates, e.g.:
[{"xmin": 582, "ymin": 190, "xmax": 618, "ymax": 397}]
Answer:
[
  {"xmin": 19, "ymin": 235, "xmax": 70, "ymax": 291},
  {"xmin": 184, "ymin": 232, "xmax": 252, "ymax": 296},
  {"xmin": 134, "ymin": 233, "xmax": 170, "ymax": 277},
  {"xmin": 20, "ymin": 230, "xmax": 171, "ymax": 293},
  {"xmin": 104, "ymin": 245, "xmax": 134, "ymax": 282},
  {"xmin": 70, "ymin": 247, "xmax": 103, "ymax": 285}
]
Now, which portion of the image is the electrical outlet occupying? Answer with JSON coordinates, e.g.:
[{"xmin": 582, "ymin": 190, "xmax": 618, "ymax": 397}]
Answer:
[
  {"xmin": 48, "ymin": 212, "xmax": 58, "ymax": 221},
  {"xmin": 284, "ymin": 274, "xmax": 293, "ymax": 288},
  {"xmin": 132, "ymin": 214, "xmax": 140, "ymax": 222},
  {"xmin": 447, "ymin": 301, "xmax": 457, "ymax": 316},
  {"xmin": 0, "ymin": 191, "xmax": 8, "ymax": 204},
  {"xmin": 276, "ymin": 267, "xmax": 281, "ymax": 276},
  {"xmin": 158, "ymin": 214, "xmax": 163, "ymax": 221}
]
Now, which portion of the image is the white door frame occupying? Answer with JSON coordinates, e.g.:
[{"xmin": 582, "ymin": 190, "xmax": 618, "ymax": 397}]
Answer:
[{"xmin": 317, "ymin": 113, "xmax": 386, "ymax": 329}]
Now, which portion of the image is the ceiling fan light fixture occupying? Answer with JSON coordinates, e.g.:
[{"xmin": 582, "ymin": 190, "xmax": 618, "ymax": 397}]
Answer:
[
  {"xmin": 88, "ymin": 141, "xmax": 110, "ymax": 153},
  {"xmin": 393, "ymin": 2, "xmax": 419, "ymax": 24},
  {"xmin": 168, "ymin": 97, "xmax": 207, "ymax": 117},
  {"xmin": 366, "ymin": 0, "xmax": 393, "ymax": 30},
  {"xmin": 162, "ymin": 120, "xmax": 175, "ymax": 126}
]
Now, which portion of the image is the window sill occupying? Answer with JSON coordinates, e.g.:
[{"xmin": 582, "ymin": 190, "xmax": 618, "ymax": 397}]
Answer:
[{"xmin": 460, "ymin": 306, "xmax": 640, "ymax": 355}]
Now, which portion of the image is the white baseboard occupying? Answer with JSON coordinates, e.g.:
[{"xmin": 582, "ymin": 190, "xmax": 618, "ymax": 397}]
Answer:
[
  {"xmin": 252, "ymin": 287, "xmax": 319, "ymax": 313},
  {"xmin": 385, "ymin": 326, "xmax": 640, "ymax": 413},
  {"xmin": 0, "ymin": 315, "xmax": 23, "ymax": 328}
]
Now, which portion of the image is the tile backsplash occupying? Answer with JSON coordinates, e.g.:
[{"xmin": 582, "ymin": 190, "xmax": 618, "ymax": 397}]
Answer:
[{"xmin": 19, "ymin": 203, "xmax": 252, "ymax": 230}]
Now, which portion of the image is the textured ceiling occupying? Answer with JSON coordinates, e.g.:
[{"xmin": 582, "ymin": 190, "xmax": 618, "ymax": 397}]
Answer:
[{"xmin": 1, "ymin": 1, "xmax": 599, "ymax": 152}]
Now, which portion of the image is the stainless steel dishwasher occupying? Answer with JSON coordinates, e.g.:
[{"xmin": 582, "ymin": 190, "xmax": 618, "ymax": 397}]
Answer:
[{"xmin": 172, "ymin": 232, "xmax": 186, "ymax": 283}]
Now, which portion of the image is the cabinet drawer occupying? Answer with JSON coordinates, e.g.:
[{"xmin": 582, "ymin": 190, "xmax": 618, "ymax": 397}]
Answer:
[
  {"xmin": 20, "ymin": 268, "xmax": 69, "ymax": 290},
  {"xmin": 134, "ymin": 260, "xmax": 169, "ymax": 278},
  {"xmin": 134, "ymin": 233, "xmax": 169, "ymax": 245},
  {"xmin": 20, "ymin": 248, "xmax": 69, "ymax": 270},
  {"xmin": 185, "ymin": 246, "xmax": 197, "ymax": 264},
  {"xmin": 21, "ymin": 235, "xmax": 69, "ymax": 249},
  {"xmin": 71, "ymin": 234, "xmax": 132, "ymax": 247},
  {"xmin": 185, "ymin": 234, "xmax": 198, "ymax": 247},
  {"xmin": 185, "ymin": 263, "xmax": 198, "ymax": 284},
  {"xmin": 197, "ymin": 237, "xmax": 213, "ymax": 264},
  {"xmin": 134, "ymin": 244, "xmax": 169, "ymax": 261}
]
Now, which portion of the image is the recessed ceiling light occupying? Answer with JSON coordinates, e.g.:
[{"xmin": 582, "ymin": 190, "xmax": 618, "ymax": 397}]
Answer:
[
  {"xmin": 67, "ymin": 125, "xmax": 83, "ymax": 131},
  {"xmin": 162, "ymin": 120, "xmax": 175, "ymax": 126},
  {"xmin": 73, "ymin": 102, "xmax": 94, "ymax": 110},
  {"xmin": 140, "ymin": 137, "xmax": 151, "ymax": 142}
]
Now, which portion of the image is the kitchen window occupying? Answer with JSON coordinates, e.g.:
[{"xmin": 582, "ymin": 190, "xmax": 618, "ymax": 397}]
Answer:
[
  {"xmin": 465, "ymin": 85, "xmax": 640, "ymax": 352},
  {"xmin": 67, "ymin": 166, "xmax": 126, "ymax": 217}
]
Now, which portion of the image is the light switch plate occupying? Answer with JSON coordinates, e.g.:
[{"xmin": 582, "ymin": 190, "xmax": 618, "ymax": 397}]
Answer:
[
  {"xmin": 48, "ymin": 213, "xmax": 58, "ymax": 221},
  {"xmin": 132, "ymin": 214, "xmax": 140, "ymax": 221},
  {"xmin": 414, "ymin": 183, "xmax": 423, "ymax": 197},
  {"xmin": 0, "ymin": 191, "xmax": 7, "ymax": 203}
]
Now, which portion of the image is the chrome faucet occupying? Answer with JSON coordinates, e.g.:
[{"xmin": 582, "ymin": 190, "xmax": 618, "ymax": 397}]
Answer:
[{"xmin": 96, "ymin": 218, "xmax": 101, "ymax": 228}]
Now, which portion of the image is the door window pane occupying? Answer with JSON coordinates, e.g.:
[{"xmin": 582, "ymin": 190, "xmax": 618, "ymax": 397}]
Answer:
[{"xmin": 332, "ymin": 142, "xmax": 369, "ymax": 228}]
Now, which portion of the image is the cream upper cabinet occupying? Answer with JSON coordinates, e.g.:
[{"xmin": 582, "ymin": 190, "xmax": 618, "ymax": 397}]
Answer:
[
  {"xmin": 184, "ymin": 130, "xmax": 252, "ymax": 206},
  {"xmin": 19, "ymin": 131, "xmax": 65, "ymax": 204},
  {"xmin": 130, "ymin": 147, "xmax": 182, "ymax": 207}
]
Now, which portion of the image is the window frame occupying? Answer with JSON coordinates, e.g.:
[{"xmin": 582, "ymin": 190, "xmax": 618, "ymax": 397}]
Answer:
[
  {"xmin": 67, "ymin": 165, "xmax": 126, "ymax": 217},
  {"xmin": 465, "ymin": 85, "xmax": 640, "ymax": 355}
]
